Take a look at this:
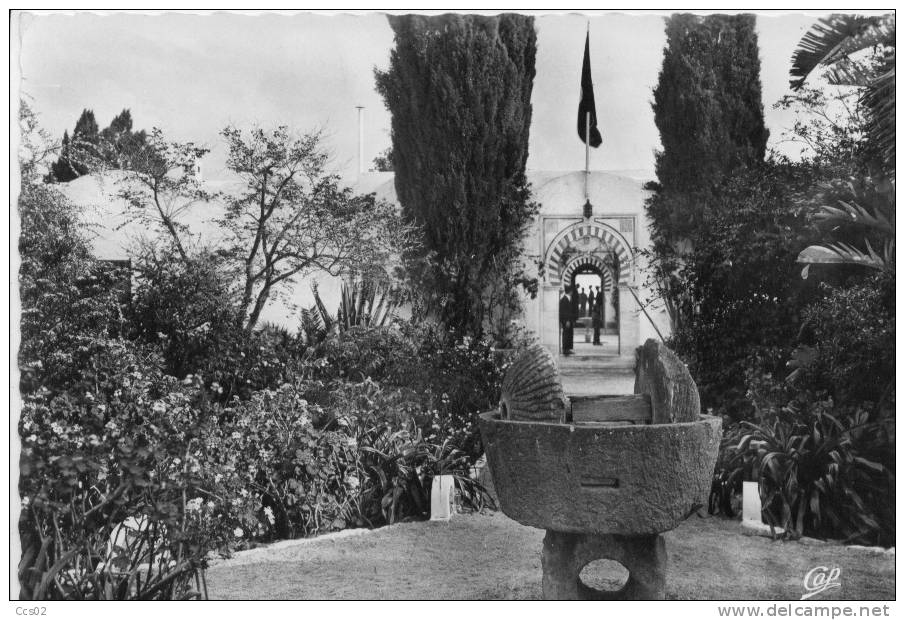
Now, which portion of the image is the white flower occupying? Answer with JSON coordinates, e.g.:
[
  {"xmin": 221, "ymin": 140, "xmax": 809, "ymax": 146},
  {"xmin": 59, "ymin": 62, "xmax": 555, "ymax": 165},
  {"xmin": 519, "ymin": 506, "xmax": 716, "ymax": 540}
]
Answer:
[
  {"xmin": 85, "ymin": 392, "xmax": 95, "ymax": 401},
  {"xmin": 50, "ymin": 423, "xmax": 63, "ymax": 435},
  {"xmin": 21, "ymin": 496, "xmax": 30, "ymax": 507},
  {"xmin": 186, "ymin": 497, "xmax": 203, "ymax": 513},
  {"xmin": 264, "ymin": 506, "xmax": 275, "ymax": 524},
  {"xmin": 26, "ymin": 434, "xmax": 37, "ymax": 443},
  {"xmin": 152, "ymin": 401, "xmax": 166, "ymax": 414},
  {"xmin": 233, "ymin": 527, "xmax": 244, "ymax": 538},
  {"xmin": 231, "ymin": 431, "xmax": 242, "ymax": 440}
]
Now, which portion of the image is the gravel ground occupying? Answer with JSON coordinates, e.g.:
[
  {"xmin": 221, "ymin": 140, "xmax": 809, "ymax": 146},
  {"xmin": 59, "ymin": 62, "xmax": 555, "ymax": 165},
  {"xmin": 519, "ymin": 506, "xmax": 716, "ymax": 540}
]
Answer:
[{"xmin": 205, "ymin": 511, "xmax": 894, "ymax": 600}]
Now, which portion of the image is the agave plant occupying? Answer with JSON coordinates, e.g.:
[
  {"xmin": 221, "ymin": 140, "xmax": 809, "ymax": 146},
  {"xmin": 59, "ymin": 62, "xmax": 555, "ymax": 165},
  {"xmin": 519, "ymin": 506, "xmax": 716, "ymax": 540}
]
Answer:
[
  {"xmin": 336, "ymin": 278, "xmax": 401, "ymax": 330},
  {"xmin": 735, "ymin": 403, "xmax": 893, "ymax": 544},
  {"xmin": 307, "ymin": 277, "xmax": 402, "ymax": 338}
]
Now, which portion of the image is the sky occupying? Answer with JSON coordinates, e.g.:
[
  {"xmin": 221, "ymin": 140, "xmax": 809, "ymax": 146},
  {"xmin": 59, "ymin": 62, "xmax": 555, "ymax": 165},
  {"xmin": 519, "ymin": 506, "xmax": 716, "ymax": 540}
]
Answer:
[{"xmin": 15, "ymin": 11, "xmax": 840, "ymax": 184}]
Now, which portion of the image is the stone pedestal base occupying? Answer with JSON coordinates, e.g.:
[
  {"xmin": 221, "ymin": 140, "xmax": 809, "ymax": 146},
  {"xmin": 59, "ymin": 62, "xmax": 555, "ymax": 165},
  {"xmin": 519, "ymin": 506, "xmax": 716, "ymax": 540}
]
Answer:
[{"xmin": 541, "ymin": 530, "xmax": 666, "ymax": 600}]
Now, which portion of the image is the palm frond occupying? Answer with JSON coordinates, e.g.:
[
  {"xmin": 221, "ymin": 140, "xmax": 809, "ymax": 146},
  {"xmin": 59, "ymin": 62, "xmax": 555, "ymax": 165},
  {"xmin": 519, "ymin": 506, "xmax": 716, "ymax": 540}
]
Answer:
[
  {"xmin": 797, "ymin": 241, "xmax": 891, "ymax": 271},
  {"xmin": 310, "ymin": 281, "xmax": 334, "ymax": 333},
  {"xmin": 790, "ymin": 14, "xmax": 893, "ymax": 89},
  {"xmin": 823, "ymin": 57, "xmax": 876, "ymax": 88},
  {"xmin": 813, "ymin": 200, "xmax": 894, "ymax": 235}
]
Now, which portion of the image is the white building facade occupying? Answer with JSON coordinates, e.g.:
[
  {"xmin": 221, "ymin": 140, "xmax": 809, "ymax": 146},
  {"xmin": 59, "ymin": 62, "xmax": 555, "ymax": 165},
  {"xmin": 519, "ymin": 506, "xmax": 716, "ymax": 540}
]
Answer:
[{"xmin": 62, "ymin": 167, "xmax": 670, "ymax": 358}]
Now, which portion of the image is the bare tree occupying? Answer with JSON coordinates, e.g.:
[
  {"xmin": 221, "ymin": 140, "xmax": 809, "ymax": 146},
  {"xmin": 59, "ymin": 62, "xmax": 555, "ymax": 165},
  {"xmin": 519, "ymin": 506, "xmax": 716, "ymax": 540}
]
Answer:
[
  {"xmin": 115, "ymin": 128, "xmax": 210, "ymax": 261},
  {"xmin": 219, "ymin": 125, "xmax": 411, "ymax": 330}
]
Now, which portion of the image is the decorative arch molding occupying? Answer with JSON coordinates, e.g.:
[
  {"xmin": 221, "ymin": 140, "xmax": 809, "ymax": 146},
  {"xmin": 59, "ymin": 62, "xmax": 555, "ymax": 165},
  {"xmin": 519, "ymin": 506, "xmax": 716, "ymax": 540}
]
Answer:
[
  {"xmin": 561, "ymin": 254, "xmax": 615, "ymax": 291},
  {"xmin": 545, "ymin": 221, "xmax": 633, "ymax": 285}
]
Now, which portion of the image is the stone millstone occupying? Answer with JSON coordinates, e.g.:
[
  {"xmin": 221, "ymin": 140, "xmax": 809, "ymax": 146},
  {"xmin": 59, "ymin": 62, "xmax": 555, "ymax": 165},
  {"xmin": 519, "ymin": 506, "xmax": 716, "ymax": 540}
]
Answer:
[
  {"xmin": 634, "ymin": 339, "xmax": 700, "ymax": 424},
  {"xmin": 499, "ymin": 344, "xmax": 568, "ymax": 422}
]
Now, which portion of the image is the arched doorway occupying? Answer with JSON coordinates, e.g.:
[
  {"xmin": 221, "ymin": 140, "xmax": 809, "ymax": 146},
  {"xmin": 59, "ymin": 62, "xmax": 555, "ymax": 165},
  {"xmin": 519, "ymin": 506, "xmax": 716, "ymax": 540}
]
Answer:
[
  {"xmin": 566, "ymin": 263, "xmax": 619, "ymax": 354},
  {"xmin": 540, "ymin": 220, "xmax": 638, "ymax": 359}
]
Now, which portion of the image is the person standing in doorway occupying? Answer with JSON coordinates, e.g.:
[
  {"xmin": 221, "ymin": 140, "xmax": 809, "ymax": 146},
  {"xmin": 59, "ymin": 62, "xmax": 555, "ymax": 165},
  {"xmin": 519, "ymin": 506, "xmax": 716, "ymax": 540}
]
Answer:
[
  {"xmin": 579, "ymin": 286, "xmax": 588, "ymax": 317},
  {"xmin": 592, "ymin": 285, "xmax": 603, "ymax": 345},
  {"xmin": 588, "ymin": 286, "xmax": 596, "ymax": 315},
  {"xmin": 559, "ymin": 287, "xmax": 574, "ymax": 355}
]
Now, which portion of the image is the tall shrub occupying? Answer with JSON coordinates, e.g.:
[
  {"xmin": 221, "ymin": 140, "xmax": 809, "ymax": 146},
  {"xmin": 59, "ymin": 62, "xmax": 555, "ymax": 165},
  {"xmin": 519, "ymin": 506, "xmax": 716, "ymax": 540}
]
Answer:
[{"xmin": 375, "ymin": 14, "xmax": 538, "ymax": 338}]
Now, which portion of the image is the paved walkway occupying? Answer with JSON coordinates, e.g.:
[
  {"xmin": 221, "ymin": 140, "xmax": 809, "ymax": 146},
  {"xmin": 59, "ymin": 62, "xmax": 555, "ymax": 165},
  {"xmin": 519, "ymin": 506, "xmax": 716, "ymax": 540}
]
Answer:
[
  {"xmin": 558, "ymin": 350, "xmax": 635, "ymax": 396},
  {"xmin": 561, "ymin": 370, "xmax": 633, "ymax": 395}
]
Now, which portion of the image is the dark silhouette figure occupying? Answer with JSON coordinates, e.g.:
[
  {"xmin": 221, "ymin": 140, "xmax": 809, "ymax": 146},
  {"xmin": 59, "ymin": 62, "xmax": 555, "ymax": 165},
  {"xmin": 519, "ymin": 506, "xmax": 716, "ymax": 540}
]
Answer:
[
  {"xmin": 593, "ymin": 286, "xmax": 604, "ymax": 345},
  {"xmin": 579, "ymin": 287, "xmax": 588, "ymax": 317},
  {"xmin": 588, "ymin": 287, "xmax": 596, "ymax": 312},
  {"xmin": 559, "ymin": 288, "xmax": 574, "ymax": 355}
]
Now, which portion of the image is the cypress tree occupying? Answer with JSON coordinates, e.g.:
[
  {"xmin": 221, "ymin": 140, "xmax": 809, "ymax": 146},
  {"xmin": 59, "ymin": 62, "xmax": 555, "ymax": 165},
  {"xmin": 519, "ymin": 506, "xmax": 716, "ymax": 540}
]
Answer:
[
  {"xmin": 49, "ymin": 130, "xmax": 78, "ymax": 183},
  {"xmin": 100, "ymin": 109, "xmax": 148, "ymax": 168},
  {"xmin": 72, "ymin": 109, "xmax": 99, "ymax": 147},
  {"xmin": 375, "ymin": 14, "xmax": 537, "ymax": 337},
  {"xmin": 48, "ymin": 109, "xmax": 99, "ymax": 182},
  {"xmin": 48, "ymin": 108, "xmax": 149, "ymax": 182},
  {"xmin": 647, "ymin": 14, "xmax": 768, "ymax": 245}
]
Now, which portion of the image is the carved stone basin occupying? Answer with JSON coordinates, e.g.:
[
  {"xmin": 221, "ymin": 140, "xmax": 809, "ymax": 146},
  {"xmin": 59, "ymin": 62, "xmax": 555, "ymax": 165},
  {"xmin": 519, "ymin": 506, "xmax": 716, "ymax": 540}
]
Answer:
[
  {"xmin": 477, "ymin": 340, "xmax": 722, "ymax": 600},
  {"xmin": 478, "ymin": 410, "xmax": 721, "ymax": 536}
]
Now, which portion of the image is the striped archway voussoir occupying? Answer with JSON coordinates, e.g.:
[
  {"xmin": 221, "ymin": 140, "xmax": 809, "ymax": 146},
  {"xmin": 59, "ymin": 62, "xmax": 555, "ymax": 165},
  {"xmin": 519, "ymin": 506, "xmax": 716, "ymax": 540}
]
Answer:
[
  {"xmin": 561, "ymin": 254, "xmax": 615, "ymax": 291},
  {"xmin": 545, "ymin": 222, "xmax": 633, "ymax": 285}
]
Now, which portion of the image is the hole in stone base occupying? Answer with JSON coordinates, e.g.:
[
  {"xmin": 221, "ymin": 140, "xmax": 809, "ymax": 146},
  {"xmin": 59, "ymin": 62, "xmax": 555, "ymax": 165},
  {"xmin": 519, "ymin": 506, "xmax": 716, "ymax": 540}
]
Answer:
[{"xmin": 579, "ymin": 559, "xmax": 630, "ymax": 594}]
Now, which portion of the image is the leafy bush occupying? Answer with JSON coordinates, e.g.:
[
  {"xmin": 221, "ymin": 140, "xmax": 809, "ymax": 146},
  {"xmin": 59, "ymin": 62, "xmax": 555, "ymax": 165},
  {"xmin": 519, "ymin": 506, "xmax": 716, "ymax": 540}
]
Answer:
[
  {"xmin": 18, "ymin": 182, "xmax": 129, "ymax": 393},
  {"xmin": 790, "ymin": 272, "xmax": 895, "ymax": 409},
  {"xmin": 394, "ymin": 323, "xmax": 514, "ymax": 459},
  {"xmin": 132, "ymin": 249, "xmax": 311, "ymax": 402},
  {"xmin": 310, "ymin": 321, "xmax": 516, "ymax": 460},
  {"xmin": 315, "ymin": 326, "xmax": 416, "ymax": 384},
  {"xmin": 646, "ymin": 162, "xmax": 823, "ymax": 419}
]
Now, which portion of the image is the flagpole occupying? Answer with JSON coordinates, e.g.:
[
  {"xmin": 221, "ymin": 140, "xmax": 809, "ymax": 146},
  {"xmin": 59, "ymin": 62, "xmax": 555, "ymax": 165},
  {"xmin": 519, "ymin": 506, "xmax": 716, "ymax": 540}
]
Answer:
[
  {"xmin": 585, "ymin": 21, "xmax": 591, "ymax": 203},
  {"xmin": 585, "ymin": 111, "xmax": 590, "ymax": 201}
]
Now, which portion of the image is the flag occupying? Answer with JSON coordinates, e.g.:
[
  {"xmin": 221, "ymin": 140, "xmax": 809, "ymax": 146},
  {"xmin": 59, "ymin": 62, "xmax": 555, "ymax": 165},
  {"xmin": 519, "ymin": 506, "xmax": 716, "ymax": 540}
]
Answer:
[{"xmin": 577, "ymin": 31, "xmax": 603, "ymax": 148}]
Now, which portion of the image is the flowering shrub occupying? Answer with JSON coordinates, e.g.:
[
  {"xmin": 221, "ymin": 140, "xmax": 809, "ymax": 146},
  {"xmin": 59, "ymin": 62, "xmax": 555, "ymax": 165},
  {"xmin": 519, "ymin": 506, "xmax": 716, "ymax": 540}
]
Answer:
[
  {"xmin": 18, "ymin": 344, "xmax": 217, "ymax": 599},
  {"xmin": 208, "ymin": 385, "xmax": 360, "ymax": 540}
]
